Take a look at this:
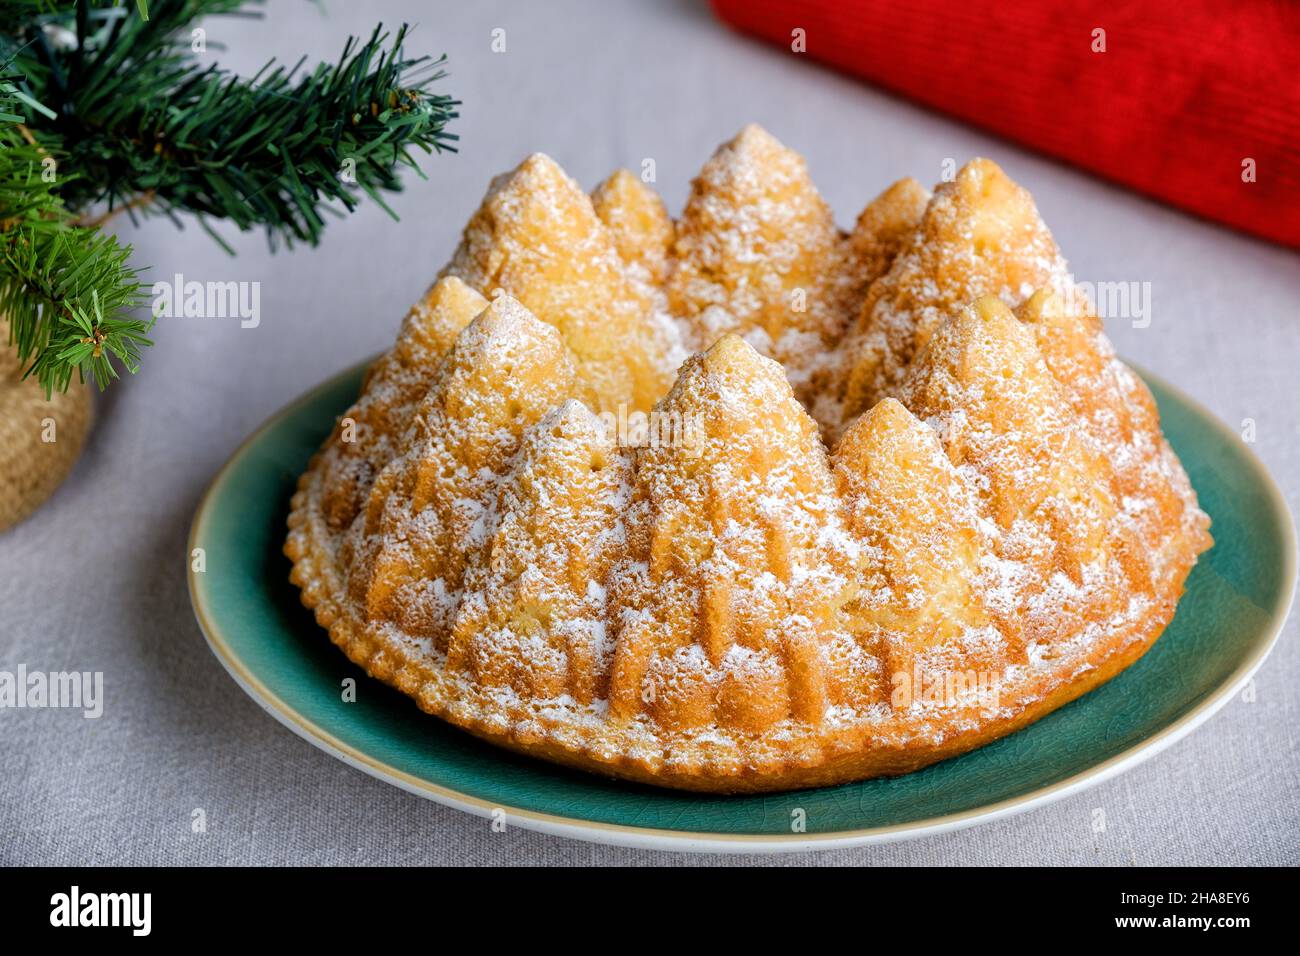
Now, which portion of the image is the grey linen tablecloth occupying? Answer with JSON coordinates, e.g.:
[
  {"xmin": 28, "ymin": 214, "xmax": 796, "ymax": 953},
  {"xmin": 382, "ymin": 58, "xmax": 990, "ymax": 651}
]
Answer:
[{"xmin": 2, "ymin": 0, "xmax": 1296, "ymax": 866}]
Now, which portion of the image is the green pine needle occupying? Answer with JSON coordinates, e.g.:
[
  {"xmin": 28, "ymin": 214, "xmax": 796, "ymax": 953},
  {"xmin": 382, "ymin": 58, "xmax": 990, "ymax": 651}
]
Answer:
[
  {"xmin": 28, "ymin": 1, "xmax": 459, "ymax": 248},
  {"xmin": 0, "ymin": 124, "xmax": 151, "ymax": 394},
  {"xmin": 0, "ymin": 0, "xmax": 458, "ymax": 394}
]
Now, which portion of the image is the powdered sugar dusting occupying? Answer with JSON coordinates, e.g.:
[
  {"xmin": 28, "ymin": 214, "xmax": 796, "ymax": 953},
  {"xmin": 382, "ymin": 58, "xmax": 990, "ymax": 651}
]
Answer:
[{"xmin": 294, "ymin": 128, "xmax": 1211, "ymax": 784}]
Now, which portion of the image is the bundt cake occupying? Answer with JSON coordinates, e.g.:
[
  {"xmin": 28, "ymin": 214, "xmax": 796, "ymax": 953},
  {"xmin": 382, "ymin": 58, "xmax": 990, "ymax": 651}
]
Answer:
[{"xmin": 286, "ymin": 125, "xmax": 1212, "ymax": 793}]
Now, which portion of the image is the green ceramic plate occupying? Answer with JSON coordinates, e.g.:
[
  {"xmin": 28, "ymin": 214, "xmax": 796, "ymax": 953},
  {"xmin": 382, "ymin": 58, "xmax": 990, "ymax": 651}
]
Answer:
[{"xmin": 188, "ymin": 358, "xmax": 1295, "ymax": 852}]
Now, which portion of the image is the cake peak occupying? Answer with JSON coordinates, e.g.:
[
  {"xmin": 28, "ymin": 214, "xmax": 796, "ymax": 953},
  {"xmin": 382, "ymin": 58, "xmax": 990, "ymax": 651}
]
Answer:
[{"xmin": 286, "ymin": 127, "xmax": 1211, "ymax": 793}]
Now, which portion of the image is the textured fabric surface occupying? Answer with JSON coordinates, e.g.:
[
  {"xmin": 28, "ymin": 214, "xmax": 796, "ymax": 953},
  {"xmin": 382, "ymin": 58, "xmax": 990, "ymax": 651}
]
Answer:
[
  {"xmin": 1, "ymin": 0, "xmax": 1296, "ymax": 866},
  {"xmin": 711, "ymin": 0, "xmax": 1300, "ymax": 249}
]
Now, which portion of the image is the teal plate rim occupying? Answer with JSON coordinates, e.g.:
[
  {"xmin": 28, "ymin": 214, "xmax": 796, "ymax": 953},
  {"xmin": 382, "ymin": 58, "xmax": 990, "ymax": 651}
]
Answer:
[{"xmin": 188, "ymin": 357, "xmax": 1296, "ymax": 853}]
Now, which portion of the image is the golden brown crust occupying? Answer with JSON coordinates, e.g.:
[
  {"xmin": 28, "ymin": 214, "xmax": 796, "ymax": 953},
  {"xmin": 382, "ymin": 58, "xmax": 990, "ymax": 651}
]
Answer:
[
  {"xmin": 288, "ymin": 475, "xmax": 1194, "ymax": 792},
  {"xmin": 284, "ymin": 128, "xmax": 1211, "ymax": 794}
]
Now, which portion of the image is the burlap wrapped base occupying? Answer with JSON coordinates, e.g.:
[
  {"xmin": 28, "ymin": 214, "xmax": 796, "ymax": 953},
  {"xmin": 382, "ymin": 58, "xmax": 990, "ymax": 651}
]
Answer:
[{"xmin": 0, "ymin": 321, "xmax": 92, "ymax": 531}]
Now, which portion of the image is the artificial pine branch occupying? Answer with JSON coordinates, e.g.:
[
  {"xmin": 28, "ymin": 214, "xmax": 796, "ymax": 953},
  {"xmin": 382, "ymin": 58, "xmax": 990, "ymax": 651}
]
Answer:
[
  {"xmin": 23, "ymin": 0, "xmax": 459, "ymax": 246},
  {"xmin": 0, "ymin": 0, "xmax": 459, "ymax": 395},
  {"xmin": 1, "ymin": 62, "xmax": 152, "ymax": 395}
]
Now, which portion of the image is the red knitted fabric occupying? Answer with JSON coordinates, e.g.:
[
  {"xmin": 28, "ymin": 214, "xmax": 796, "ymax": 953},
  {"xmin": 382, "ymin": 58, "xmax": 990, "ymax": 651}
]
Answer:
[{"xmin": 711, "ymin": 0, "xmax": 1300, "ymax": 249}]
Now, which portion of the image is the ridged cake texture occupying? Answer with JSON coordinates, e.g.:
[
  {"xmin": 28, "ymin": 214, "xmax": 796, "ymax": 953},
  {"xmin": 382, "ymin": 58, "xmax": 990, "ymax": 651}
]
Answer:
[{"xmin": 286, "ymin": 125, "xmax": 1211, "ymax": 792}]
